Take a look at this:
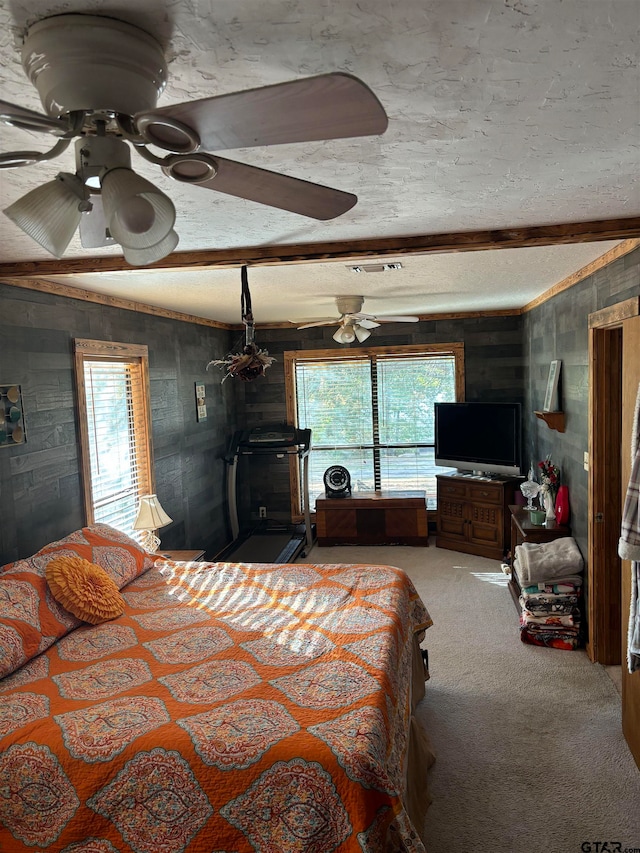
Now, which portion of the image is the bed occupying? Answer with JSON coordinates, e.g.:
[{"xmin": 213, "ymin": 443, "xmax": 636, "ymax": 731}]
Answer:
[{"xmin": 0, "ymin": 524, "xmax": 434, "ymax": 853}]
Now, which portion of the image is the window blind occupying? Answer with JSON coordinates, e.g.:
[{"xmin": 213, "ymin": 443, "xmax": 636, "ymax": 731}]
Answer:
[
  {"xmin": 83, "ymin": 358, "xmax": 151, "ymax": 537},
  {"xmin": 294, "ymin": 351, "xmax": 458, "ymax": 508}
]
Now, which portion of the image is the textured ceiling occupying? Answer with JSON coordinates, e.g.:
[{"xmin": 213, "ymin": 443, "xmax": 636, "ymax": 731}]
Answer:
[{"xmin": 0, "ymin": 0, "xmax": 638, "ymax": 323}]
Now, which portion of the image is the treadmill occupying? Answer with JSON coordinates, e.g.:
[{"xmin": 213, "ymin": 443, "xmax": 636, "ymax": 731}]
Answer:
[{"xmin": 216, "ymin": 424, "xmax": 313, "ymax": 563}]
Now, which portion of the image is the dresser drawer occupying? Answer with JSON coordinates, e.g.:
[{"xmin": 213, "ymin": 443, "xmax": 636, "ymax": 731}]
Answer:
[
  {"xmin": 468, "ymin": 482, "xmax": 503, "ymax": 505},
  {"xmin": 438, "ymin": 481, "xmax": 467, "ymax": 499}
]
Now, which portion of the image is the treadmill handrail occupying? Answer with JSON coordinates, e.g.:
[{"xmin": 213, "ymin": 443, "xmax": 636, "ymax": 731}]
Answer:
[{"xmin": 225, "ymin": 427, "xmax": 311, "ymax": 462}]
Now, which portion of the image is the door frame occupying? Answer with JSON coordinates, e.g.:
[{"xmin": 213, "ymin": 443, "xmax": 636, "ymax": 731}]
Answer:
[{"xmin": 587, "ymin": 296, "xmax": 640, "ymax": 663}]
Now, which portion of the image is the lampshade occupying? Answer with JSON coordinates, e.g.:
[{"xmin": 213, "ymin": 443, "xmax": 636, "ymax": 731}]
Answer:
[
  {"xmin": 354, "ymin": 325, "xmax": 371, "ymax": 343},
  {"xmin": 101, "ymin": 167, "xmax": 176, "ymax": 249},
  {"xmin": 132, "ymin": 494, "xmax": 172, "ymax": 553},
  {"xmin": 333, "ymin": 325, "xmax": 357, "ymax": 344},
  {"xmin": 133, "ymin": 494, "xmax": 172, "ymax": 530},
  {"xmin": 122, "ymin": 229, "xmax": 179, "ymax": 266},
  {"xmin": 4, "ymin": 172, "xmax": 86, "ymax": 258}
]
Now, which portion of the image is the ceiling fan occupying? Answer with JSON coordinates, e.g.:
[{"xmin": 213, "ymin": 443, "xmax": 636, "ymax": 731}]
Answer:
[
  {"xmin": 0, "ymin": 13, "xmax": 388, "ymax": 265},
  {"xmin": 295, "ymin": 296, "xmax": 420, "ymax": 343}
]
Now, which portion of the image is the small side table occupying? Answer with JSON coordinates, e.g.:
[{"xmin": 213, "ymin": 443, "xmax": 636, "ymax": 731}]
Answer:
[
  {"xmin": 157, "ymin": 550, "xmax": 205, "ymax": 562},
  {"xmin": 508, "ymin": 505, "xmax": 571, "ymax": 612}
]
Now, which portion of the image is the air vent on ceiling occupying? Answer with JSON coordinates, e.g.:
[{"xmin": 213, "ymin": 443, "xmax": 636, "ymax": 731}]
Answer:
[{"xmin": 348, "ymin": 262, "xmax": 403, "ymax": 273}]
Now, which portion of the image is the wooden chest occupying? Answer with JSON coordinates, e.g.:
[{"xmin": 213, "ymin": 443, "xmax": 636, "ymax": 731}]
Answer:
[{"xmin": 315, "ymin": 490, "xmax": 428, "ymax": 546}]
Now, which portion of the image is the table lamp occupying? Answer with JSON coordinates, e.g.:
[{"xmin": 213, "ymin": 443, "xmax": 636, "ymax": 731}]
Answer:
[{"xmin": 133, "ymin": 494, "xmax": 172, "ymax": 552}]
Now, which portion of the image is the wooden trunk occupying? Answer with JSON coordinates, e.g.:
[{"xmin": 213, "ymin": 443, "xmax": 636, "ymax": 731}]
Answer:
[{"xmin": 315, "ymin": 491, "xmax": 428, "ymax": 546}]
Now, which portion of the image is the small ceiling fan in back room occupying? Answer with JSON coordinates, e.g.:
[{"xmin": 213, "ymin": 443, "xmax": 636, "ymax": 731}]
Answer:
[
  {"xmin": 0, "ymin": 13, "xmax": 388, "ymax": 265},
  {"xmin": 294, "ymin": 296, "xmax": 420, "ymax": 344}
]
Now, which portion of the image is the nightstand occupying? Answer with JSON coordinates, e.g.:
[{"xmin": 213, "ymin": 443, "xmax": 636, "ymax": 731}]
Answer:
[{"xmin": 157, "ymin": 550, "xmax": 205, "ymax": 562}]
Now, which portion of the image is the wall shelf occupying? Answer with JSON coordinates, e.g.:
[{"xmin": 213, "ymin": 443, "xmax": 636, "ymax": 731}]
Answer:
[{"xmin": 535, "ymin": 410, "xmax": 565, "ymax": 432}]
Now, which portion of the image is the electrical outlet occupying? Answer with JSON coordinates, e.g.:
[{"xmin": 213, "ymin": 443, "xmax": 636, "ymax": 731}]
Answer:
[
  {"xmin": 259, "ymin": 506, "xmax": 267, "ymax": 518},
  {"xmin": 583, "ymin": 451, "xmax": 589, "ymax": 471}
]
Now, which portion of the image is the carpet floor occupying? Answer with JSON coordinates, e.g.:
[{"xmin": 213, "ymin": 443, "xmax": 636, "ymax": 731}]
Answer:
[{"xmin": 304, "ymin": 542, "xmax": 640, "ymax": 853}]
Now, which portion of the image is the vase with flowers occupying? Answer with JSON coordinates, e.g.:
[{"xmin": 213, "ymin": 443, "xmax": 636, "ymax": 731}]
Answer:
[{"xmin": 538, "ymin": 454, "xmax": 560, "ymax": 521}]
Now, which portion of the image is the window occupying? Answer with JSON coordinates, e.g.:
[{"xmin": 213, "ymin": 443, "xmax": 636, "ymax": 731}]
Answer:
[
  {"xmin": 74, "ymin": 339, "xmax": 154, "ymax": 540},
  {"xmin": 284, "ymin": 343, "xmax": 464, "ymax": 515}
]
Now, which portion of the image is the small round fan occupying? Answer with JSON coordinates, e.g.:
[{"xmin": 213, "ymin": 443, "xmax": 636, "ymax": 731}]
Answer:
[{"xmin": 323, "ymin": 465, "xmax": 352, "ymax": 498}]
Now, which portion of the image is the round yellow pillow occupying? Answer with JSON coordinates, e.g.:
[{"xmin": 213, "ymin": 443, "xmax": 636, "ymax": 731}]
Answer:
[{"xmin": 46, "ymin": 556, "xmax": 125, "ymax": 625}]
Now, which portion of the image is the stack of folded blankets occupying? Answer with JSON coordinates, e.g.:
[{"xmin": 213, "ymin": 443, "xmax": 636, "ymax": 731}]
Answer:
[{"xmin": 514, "ymin": 537, "xmax": 584, "ymax": 650}]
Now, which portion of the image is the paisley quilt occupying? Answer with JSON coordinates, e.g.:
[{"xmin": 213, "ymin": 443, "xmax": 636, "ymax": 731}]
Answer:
[{"xmin": 0, "ymin": 558, "xmax": 432, "ymax": 853}]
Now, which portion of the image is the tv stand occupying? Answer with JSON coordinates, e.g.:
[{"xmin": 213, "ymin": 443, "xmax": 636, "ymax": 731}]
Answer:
[{"xmin": 436, "ymin": 473, "xmax": 519, "ymax": 560}]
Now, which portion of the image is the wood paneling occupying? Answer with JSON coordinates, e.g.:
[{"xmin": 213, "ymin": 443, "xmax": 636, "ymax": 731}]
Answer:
[{"xmin": 524, "ymin": 240, "xmax": 640, "ymax": 313}]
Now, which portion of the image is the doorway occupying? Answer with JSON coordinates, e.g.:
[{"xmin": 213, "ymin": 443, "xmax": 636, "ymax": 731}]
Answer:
[{"xmin": 588, "ymin": 296, "xmax": 640, "ymax": 767}]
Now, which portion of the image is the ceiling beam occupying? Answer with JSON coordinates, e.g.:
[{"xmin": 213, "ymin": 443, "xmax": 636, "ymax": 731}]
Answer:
[{"xmin": 1, "ymin": 217, "xmax": 639, "ymax": 278}]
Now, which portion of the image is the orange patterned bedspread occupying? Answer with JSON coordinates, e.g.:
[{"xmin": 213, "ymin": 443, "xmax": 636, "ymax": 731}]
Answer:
[{"xmin": 0, "ymin": 559, "xmax": 432, "ymax": 853}]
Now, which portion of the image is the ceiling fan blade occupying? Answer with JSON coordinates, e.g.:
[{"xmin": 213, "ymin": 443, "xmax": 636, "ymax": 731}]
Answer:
[
  {"xmin": 357, "ymin": 319, "xmax": 381, "ymax": 329},
  {"xmin": 136, "ymin": 72, "xmax": 388, "ymax": 152},
  {"xmin": 374, "ymin": 316, "xmax": 420, "ymax": 323},
  {"xmin": 356, "ymin": 313, "xmax": 420, "ymax": 323},
  {"xmin": 0, "ymin": 99, "xmax": 69, "ymax": 134},
  {"xmin": 296, "ymin": 319, "xmax": 339, "ymax": 329},
  {"xmin": 79, "ymin": 196, "xmax": 117, "ymax": 249},
  {"xmin": 164, "ymin": 155, "xmax": 356, "ymax": 220}
]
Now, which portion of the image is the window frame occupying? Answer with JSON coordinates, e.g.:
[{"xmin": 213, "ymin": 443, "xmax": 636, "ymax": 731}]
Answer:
[
  {"xmin": 73, "ymin": 339, "xmax": 155, "ymax": 530},
  {"xmin": 284, "ymin": 342, "xmax": 465, "ymax": 521}
]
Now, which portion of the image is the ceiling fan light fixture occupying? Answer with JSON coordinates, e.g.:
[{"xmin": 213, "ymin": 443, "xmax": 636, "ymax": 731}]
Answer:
[
  {"xmin": 333, "ymin": 325, "xmax": 356, "ymax": 344},
  {"xmin": 354, "ymin": 325, "xmax": 371, "ymax": 343},
  {"xmin": 122, "ymin": 229, "xmax": 179, "ymax": 266},
  {"xmin": 4, "ymin": 172, "xmax": 86, "ymax": 258},
  {"xmin": 101, "ymin": 167, "xmax": 176, "ymax": 249},
  {"xmin": 76, "ymin": 137, "xmax": 132, "ymax": 189}
]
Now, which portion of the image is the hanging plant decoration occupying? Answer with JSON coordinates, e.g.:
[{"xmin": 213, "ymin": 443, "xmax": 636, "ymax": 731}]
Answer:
[{"xmin": 207, "ymin": 266, "xmax": 275, "ymax": 382}]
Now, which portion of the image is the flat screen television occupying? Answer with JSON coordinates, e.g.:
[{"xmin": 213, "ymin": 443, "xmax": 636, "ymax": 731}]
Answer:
[{"xmin": 434, "ymin": 401, "xmax": 522, "ymax": 477}]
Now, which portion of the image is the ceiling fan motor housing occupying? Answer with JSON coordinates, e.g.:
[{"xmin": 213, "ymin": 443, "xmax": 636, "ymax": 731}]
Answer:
[
  {"xmin": 21, "ymin": 14, "xmax": 167, "ymax": 119},
  {"xmin": 336, "ymin": 295, "xmax": 364, "ymax": 316}
]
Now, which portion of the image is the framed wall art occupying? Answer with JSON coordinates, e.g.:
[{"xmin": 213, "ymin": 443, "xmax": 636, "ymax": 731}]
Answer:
[
  {"xmin": 543, "ymin": 360, "xmax": 562, "ymax": 412},
  {"xmin": 0, "ymin": 384, "xmax": 26, "ymax": 446},
  {"xmin": 195, "ymin": 382, "xmax": 207, "ymax": 421}
]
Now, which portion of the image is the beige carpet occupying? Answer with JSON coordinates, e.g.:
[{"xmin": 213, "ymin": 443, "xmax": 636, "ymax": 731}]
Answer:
[{"xmin": 304, "ymin": 542, "xmax": 640, "ymax": 853}]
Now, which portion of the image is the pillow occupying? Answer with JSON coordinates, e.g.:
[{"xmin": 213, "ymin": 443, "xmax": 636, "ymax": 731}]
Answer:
[
  {"xmin": 46, "ymin": 557, "xmax": 125, "ymax": 625},
  {"xmin": 0, "ymin": 560, "xmax": 81, "ymax": 680},
  {"xmin": 36, "ymin": 524, "xmax": 154, "ymax": 589}
]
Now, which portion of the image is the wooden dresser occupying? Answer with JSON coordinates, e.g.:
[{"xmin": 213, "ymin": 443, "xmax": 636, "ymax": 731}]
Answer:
[
  {"xmin": 315, "ymin": 490, "xmax": 428, "ymax": 546},
  {"xmin": 436, "ymin": 474, "xmax": 519, "ymax": 560}
]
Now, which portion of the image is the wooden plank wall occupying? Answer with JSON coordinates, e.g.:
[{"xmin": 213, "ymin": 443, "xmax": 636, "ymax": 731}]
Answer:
[
  {"xmin": 522, "ymin": 245, "xmax": 640, "ymax": 562},
  {"xmin": 0, "ymin": 281, "xmax": 235, "ymax": 564},
  {"xmin": 233, "ymin": 314, "xmax": 526, "ymax": 522}
]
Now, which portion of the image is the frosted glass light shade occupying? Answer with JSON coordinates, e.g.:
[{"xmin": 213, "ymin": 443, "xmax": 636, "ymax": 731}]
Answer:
[
  {"xmin": 133, "ymin": 494, "xmax": 172, "ymax": 530},
  {"xmin": 354, "ymin": 325, "xmax": 371, "ymax": 343},
  {"xmin": 4, "ymin": 173, "xmax": 85, "ymax": 258},
  {"xmin": 101, "ymin": 167, "xmax": 176, "ymax": 249},
  {"xmin": 333, "ymin": 325, "xmax": 356, "ymax": 344},
  {"xmin": 122, "ymin": 229, "xmax": 179, "ymax": 266}
]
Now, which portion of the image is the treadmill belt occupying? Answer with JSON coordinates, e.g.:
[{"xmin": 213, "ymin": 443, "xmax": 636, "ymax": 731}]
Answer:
[{"xmin": 224, "ymin": 534, "xmax": 303, "ymax": 563}]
